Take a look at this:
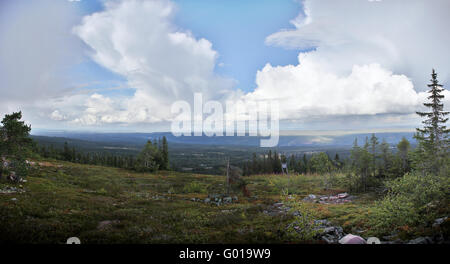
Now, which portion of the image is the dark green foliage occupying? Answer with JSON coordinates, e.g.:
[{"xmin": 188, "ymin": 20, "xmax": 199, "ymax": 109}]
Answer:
[
  {"xmin": 308, "ymin": 152, "xmax": 333, "ymax": 174},
  {"xmin": 346, "ymin": 134, "xmax": 413, "ymax": 191},
  {"xmin": 135, "ymin": 140, "xmax": 162, "ymax": 172},
  {"xmin": 243, "ymin": 149, "xmax": 344, "ymax": 177},
  {"xmin": 397, "ymin": 137, "xmax": 411, "ymax": 175},
  {"xmin": 161, "ymin": 136, "xmax": 169, "ymax": 170},
  {"xmin": 35, "ymin": 137, "xmax": 170, "ymax": 173},
  {"xmin": 241, "ymin": 150, "xmax": 289, "ymax": 175},
  {"xmin": 370, "ymin": 70, "xmax": 449, "ymax": 237},
  {"xmin": 0, "ymin": 112, "xmax": 33, "ymax": 181},
  {"xmin": 414, "ymin": 69, "xmax": 449, "ymax": 175},
  {"xmin": 371, "ymin": 172, "xmax": 449, "ymax": 235},
  {"xmin": 349, "ymin": 138, "xmax": 373, "ymax": 192},
  {"xmin": 0, "ymin": 112, "xmax": 32, "ymax": 157}
]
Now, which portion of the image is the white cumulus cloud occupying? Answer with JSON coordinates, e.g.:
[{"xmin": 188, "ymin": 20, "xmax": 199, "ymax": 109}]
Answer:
[
  {"xmin": 265, "ymin": 0, "xmax": 450, "ymax": 89},
  {"xmin": 71, "ymin": 0, "xmax": 236, "ymax": 125},
  {"xmin": 248, "ymin": 0, "xmax": 450, "ymax": 126},
  {"xmin": 244, "ymin": 53, "xmax": 450, "ymax": 122}
]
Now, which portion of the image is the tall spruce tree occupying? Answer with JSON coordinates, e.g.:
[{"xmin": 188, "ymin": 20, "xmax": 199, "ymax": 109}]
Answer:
[
  {"xmin": 415, "ymin": 69, "xmax": 449, "ymax": 174},
  {"xmin": 161, "ymin": 136, "xmax": 169, "ymax": 170}
]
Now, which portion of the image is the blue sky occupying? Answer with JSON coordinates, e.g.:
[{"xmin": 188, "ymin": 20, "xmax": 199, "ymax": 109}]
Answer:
[{"xmin": 173, "ymin": 0, "xmax": 302, "ymax": 92}]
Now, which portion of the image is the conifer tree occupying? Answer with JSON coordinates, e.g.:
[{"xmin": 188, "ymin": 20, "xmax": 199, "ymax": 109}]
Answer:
[
  {"xmin": 0, "ymin": 112, "xmax": 33, "ymax": 181},
  {"xmin": 161, "ymin": 136, "xmax": 169, "ymax": 170},
  {"xmin": 414, "ymin": 69, "xmax": 449, "ymax": 174},
  {"xmin": 397, "ymin": 137, "xmax": 411, "ymax": 174}
]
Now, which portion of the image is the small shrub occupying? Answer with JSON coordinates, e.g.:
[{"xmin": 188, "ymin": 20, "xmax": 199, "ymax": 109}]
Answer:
[
  {"xmin": 97, "ymin": 187, "xmax": 108, "ymax": 195},
  {"xmin": 370, "ymin": 172, "xmax": 449, "ymax": 236},
  {"xmin": 282, "ymin": 194, "xmax": 320, "ymax": 242},
  {"xmin": 182, "ymin": 182, "xmax": 206, "ymax": 193}
]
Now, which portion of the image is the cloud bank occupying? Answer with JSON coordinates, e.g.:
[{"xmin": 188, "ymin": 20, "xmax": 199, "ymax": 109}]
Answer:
[
  {"xmin": 266, "ymin": 0, "xmax": 450, "ymax": 89},
  {"xmin": 0, "ymin": 0, "xmax": 82, "ymax": 116},
  {"xmin": 70, "ymin": 0, "xmax": 236, "ymax": 125},
  {"xmin": 246, "ymin": 0, "xmax": 450, "ymax": 124}
]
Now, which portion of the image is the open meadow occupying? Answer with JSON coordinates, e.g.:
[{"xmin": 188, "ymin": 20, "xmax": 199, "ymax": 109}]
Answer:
[{"xmin": 2, "ymin": 159, "xmax": 446, "ymax": 244}]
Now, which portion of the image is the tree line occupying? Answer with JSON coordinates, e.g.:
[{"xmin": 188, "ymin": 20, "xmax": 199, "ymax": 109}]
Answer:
[{"xmin": 36, "ymin": 137, "xmax": 169, "ymax": 172}]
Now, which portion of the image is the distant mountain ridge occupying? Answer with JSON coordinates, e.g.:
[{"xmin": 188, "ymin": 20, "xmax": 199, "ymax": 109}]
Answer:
[{"xmin": 32, "ymin": 131, "xmax": 416, "ymax": 147}]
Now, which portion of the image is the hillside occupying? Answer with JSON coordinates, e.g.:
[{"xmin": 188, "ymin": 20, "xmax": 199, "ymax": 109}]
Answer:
[{"xmin": 1, "ymin": 159, "xmax": 447, "ymax": 244}]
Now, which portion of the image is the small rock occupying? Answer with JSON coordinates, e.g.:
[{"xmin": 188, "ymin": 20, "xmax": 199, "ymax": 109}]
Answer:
[
  {"xmin": 11, "ymin": 198, "xmax": 17, "ymax": 201},
  {"xmin": 433, "ymin": 217, "xmax": 448, "ymax": 228},
  {"xmin": 408, "ymin": 237, "xmax": 433, "ymax": 244},
  {"xmin": 382, "ymin": 234, "xmax": 398, "ymax": 241},
  {"xmin": 322, "ymin": 227, "xmax": 336, "ymax": 234},
  {"xmin": 337, "ymin": 193, "xmax": 348, "ymax": 199},
  {"xmin": 314, "ymin": 219, "xmax": 332, "ymax": 227},
  {"xmin": 223, "ymin": 197, "xmax": 233, "ymax": 203},
  {"xmin": 97, "ymin": 220, "xmax": 120, "ymax": 230},
  {"xmin": 307, "ymin": 194, "xmax": 316, "ymax": 200},
  {"xmin": 321, "ymin": 234, "xmax": 337, "ymax": 244}
]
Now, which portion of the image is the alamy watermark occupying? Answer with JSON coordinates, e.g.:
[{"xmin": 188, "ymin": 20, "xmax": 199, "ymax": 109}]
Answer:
[{"xmin": 170, "ymin": 93, "xmax": 279, "ymax": 147}]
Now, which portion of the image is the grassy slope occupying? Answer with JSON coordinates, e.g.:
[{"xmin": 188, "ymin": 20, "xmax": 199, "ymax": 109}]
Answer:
[{"xmin": 0, "ymin": 160, "xmax": 376, "ymax": 244}]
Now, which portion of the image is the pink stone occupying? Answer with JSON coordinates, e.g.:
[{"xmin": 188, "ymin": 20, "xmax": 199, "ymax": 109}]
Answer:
[{"xmin": 339, "ymin": 234, "xmax": 366, "ymax": 244}]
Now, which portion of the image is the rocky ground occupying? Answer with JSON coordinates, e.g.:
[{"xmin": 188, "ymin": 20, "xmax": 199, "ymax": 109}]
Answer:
[
  {"xmin": 302, "ymin": 192, "xmax": 357, "ymax": 204},
  {"xmin": 0, "ymin": 185, "xmax": 26, "ymax": 194},
  {"xmin": 266, "ymin": 196, "xmax": 449, "ymax": 244}
]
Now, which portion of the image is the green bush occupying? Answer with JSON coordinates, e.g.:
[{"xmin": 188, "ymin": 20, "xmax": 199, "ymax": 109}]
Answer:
[
  {"xmin": 182, "ymin": 181, "xmax": 206, "ymax": 194},
  {"xmin": 342, "ymin": 172, "xmax": 382, "ymax": 193},
  {"xmin": 370, "ymin": 171, "xmax": 449, "ymax": 235},
  {"xmin": 282, "ymin": 195, "xmax": 320, "ymax": 242}
]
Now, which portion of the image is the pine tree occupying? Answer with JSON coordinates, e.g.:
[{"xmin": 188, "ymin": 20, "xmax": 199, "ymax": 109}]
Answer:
[
  {"xmin": 379, "ymin": 139, "xmax": 392, "ymax": 177},
  {"xmin": 267, "ymin": 150, "xmax": 273, "ymax": 173},
  {"xmin": 161, "ymin": 136, "xmax": 169, "ymax": 170},
  {"xmin": 0, "ymin": 112, "xmax": 32, "ymax": 158},
  {"xmin": 334, "ymin": 153, "xmax": 342, "ymax": 169},
  {"xmin": 273, "ymin": 151, "xmax": 282, "ymax": 173},
  {"xmin": 289, "ymin": 154, "xmax": 296, "ymax": 173},
  {"xmin": 0, "ymin": 112, "xmax": 33, "ymax": 181},
  {"xmin": 302, "ymin": 154, "xmax": 308, "ymax": 174},
  {"xmin": 63, "ymin": 142, "xmax": 71, "ymax": 161},
  {"xmin": 415, "ymin": 69, "xmax": 449, "ymax": 174},
  {"xmin": 370, "ymin": 134, "xmax": 379, "ymax": 173},
  {"xmin": 397, "ymin": 137, "xmax": 411, "ymax": 174},
  {"xmin": 251, "ymin": 153, "xmax": 258, "ymax": 174}
]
